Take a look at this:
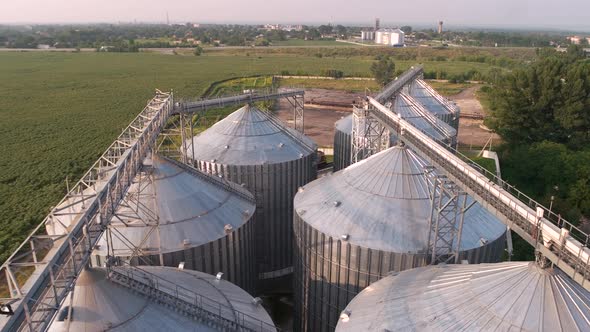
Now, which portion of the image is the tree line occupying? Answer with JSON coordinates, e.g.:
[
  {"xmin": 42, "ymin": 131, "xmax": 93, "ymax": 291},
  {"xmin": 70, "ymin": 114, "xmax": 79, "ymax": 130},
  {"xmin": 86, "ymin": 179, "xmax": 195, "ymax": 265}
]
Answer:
[{"xmin": 486, "ymin": 45, "xmax": 590, "ymax": 230}]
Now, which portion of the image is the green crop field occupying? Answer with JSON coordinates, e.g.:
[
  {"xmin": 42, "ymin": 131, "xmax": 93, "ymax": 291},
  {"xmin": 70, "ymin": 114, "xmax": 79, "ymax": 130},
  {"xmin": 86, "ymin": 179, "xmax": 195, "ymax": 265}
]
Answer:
[{"xmin": 0, "ymin": 50, "xmax": 508, "ymax": 263}]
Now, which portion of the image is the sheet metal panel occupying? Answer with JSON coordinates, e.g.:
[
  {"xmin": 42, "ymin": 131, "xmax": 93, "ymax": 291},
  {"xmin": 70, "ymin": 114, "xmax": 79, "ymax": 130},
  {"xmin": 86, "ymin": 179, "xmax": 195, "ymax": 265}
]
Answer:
[
  {"xmin": 48, "ymin": 267, "xmax": 275, "ymax": 332},
  {"xmin": 333, "ymin": 116, "xmax": 352, "ymax": 172},
  {"xmin": 336, "ymin": 262, "xmax": 590, "ymax": 332},
  {"xmin": 294, "ymin": 215, "xmax": 505, "ymax": 332},
  {"xmin": 195, "ymin": 154, "xmax": 317, "ymax": 290}
]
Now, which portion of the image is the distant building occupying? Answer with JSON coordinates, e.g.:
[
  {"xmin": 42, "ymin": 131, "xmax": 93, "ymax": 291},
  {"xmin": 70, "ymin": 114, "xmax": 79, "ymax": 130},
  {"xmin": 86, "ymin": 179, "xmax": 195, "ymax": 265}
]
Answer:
[
  {"xmin": 584, "ymin": 48, "xmax": 590, "ymax": 57},
  {"xmin": 568, "ymin": 35, "xmax": 583, "ymax": 45},
  {"xmin": 438, "ymin": 21, "xmax": 443, "ymax": 34},
  {"xmin": 375, "ymin": 28, "xmax": 405, "ymax": 46},
  {"xmin": 375, "ymin": 18, "xmax": 380, "ymax": 31},
  {"xmin": 361, "ymin": 30, "xmax": 375, "ymax": 41}
]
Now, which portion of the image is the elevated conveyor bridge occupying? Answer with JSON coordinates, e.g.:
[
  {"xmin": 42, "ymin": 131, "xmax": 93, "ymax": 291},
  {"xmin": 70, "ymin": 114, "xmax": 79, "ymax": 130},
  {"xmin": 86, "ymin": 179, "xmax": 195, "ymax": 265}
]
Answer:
[{"xmin": 365, "ymin": 95, "xmax": 590, "ymax": 291}]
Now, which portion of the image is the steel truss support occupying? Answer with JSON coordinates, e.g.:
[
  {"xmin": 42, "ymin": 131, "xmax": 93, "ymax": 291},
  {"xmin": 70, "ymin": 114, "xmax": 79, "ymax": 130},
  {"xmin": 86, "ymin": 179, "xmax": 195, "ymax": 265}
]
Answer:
[
  {"xmin": 351, "ymin": 105, "xmax": 390, "ymax": 163},
  {"xmin": 426, "ymin": 170, "xmax": 474, "ymax": 265},
  {"xmin": 0, "ymin": 91, "xmax": 173, "ymax": 332},
  {"xmin": 285, "ymin": 94, "xmax": 305, "ymax": 133}
]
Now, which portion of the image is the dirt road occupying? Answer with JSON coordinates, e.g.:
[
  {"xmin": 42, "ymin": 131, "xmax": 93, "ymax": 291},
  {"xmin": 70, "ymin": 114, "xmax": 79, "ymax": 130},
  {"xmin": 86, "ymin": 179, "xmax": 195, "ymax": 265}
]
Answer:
[
  {"xmin": 275, "ymin": 88, "xmax": 364, "ymax": 147},
  {"xmin": 450, "ymin": 85, "xmax": 501, "ymax": 148}
]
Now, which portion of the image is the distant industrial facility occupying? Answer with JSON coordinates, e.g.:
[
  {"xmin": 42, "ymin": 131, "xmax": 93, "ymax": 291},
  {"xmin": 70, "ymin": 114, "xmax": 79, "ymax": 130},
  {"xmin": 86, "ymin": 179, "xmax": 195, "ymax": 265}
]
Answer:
[
  {"xmin": 361, "ymin": 28, "xmax": 405, "ymax": 46},
  {"xmin": 360, "ymin": 17, "xmax": 405, "ymax": 46}
]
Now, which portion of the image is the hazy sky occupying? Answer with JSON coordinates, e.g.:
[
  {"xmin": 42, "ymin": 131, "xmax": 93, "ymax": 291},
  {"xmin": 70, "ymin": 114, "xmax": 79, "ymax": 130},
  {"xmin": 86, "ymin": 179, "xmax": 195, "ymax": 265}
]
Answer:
[{"xmin": 2, "ymin": 0, "xmax": 589, "ymax": 31}]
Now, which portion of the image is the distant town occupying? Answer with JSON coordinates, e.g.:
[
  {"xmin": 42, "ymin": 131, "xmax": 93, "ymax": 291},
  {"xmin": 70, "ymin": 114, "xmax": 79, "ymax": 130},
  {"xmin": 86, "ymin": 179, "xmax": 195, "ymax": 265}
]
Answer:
[{"xmin": 2, "ymin": 18, "xmax": 590, "ymax": 54}]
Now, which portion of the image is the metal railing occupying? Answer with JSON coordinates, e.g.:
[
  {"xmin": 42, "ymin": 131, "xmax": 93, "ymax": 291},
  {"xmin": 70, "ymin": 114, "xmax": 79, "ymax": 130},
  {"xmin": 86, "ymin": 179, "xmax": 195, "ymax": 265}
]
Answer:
[
  {"xmin": 161, "ymin": 156, "xmax": 256, "ymax": 204},
  {"xmin": 374, "ymin": 65, "xmax": 424, "ymax": 103},
  {"xmin": 367, "ymin": 96, "xmax": 590, "ymax": 290},
  {"xmin": 415, "ymin": 79, "xmax": 460, "ymax": 117},
  {"xmin": 176, "ymin": 88, "xmax": 305, "ymax": 114},
  {"xmin": 0, "ymin": 92, "xmax": 173, "ymax": 332},
  {"xmin": 108, "ymin": 266, "xmax": 276, "ymax": 332}
]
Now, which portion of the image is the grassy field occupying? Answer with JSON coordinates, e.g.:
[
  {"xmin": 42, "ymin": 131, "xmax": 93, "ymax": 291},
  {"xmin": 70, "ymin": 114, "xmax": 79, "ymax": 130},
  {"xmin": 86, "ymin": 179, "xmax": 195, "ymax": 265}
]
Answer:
[
  {"xmin": 278, "ymin": 77, "xmax": 379, "ymax": 92},
  {"xmin": 0, "ymin": 49, "xmax": 511, "ymax": 263},
  {"xmin": 0, "ymin": 51, "xmax": 380, "ymax": 262},
  {"xmin": 425, "ymin": 81, "xmax": 473, "ymax": 96}
]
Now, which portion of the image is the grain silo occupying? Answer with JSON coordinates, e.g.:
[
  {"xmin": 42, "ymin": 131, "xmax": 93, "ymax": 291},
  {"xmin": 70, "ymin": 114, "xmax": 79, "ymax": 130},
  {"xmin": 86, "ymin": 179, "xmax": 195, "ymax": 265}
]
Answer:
[
  {"xmin": 94, "ymin": 154, "xmax": 257, "ymax": 293},
  {"xmin": 185, "ymin": 104, "xmax": 318, "ymax": 292},
  {"xmin": 293, "ymin": 145, "xmax": 506, "ymax": 331},
  {"xmin": 337, "ymin": 262, "xmax": 590, "ymax": 331},
  {"xmin": 333, "ymin": 115, "xmax": 352, "ymax": 172},
  {"xmin": 48, "ymin": 266, "xmax": 276, "ymax": 332},
  {"xmin": 409, "ymin": 78, "xmax": 460, "ymax": 130},
  {"xmin": 332, "ymin": 92, "xmax": 457, "ymax": 172}
]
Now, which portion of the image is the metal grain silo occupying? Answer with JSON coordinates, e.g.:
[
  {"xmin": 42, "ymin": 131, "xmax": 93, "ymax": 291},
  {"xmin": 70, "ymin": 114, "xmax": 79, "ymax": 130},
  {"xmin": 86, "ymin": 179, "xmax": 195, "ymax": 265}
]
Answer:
[
  {"xmin": 48, "ymin": 266, "xmax": 276, "ymax": 332},
  {"xmin": 94, "ymin": 154, "xmax": 257, "ymax": 293},
  {"xmin": 409, "ymin": 78, "xmax": 461, "ymax": 130},
  {"xmin": 185, "ymin": 104, "xmax": 318, "ymax": 292},
  {"xmin": 333, "ymin": 115, "xmax": 352, "ymax": 172},
  {"xmin": 332, "ymin": 92, "xmax": 457, "ymax": 172},
  {"xmin": 293, "ymin": 145, "xmax": 506, "ymax": 332},
  {"xmin": 337, "ymin": 262, "xmax": 590, "ymax": 331}
]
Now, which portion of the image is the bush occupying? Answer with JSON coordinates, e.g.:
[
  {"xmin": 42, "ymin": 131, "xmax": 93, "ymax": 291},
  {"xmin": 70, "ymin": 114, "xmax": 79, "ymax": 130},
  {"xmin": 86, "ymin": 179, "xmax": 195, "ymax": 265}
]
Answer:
[{"xmin": 321, "ymin": 69, "xmax": 344, "ymax": 78}]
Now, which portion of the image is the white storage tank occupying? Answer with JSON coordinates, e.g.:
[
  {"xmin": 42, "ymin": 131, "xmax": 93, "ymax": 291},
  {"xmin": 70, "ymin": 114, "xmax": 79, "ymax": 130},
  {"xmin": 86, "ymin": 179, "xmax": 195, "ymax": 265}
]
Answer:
[
  {"xmin": 337, "ymin": 262, "xmax": 590, "ymax": 331},
  {"xmin": 293, "ymin": 145, "xmax": 506, "ymax": 331},
  {"xmin": 185, "ymin": 104, "xmax": 317, "ymax": 292}
]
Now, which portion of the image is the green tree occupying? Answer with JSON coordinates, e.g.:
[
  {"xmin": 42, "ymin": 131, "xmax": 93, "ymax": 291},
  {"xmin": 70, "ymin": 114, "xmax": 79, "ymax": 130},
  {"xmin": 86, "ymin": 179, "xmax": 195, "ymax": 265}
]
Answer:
[
  {"xmin": 193, "ymin": 45, "xmax": 203, "ymax": 56},
  {"xmin": 370, "ymin": 56, "xmax": 396, "ymax": 86}
]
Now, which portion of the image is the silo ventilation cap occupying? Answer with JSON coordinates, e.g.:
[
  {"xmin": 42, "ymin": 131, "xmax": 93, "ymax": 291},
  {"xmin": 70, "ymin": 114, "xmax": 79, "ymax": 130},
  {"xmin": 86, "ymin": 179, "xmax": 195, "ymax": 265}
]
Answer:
[
  {"xmin": 178, "ymin": 262, "xmax": 185, "ymax": 270},
  {"xmin": 341, "ymin": 234, "xmax": 349, "ymax": 241},
  {"xmin": 340, "ymin": 309, "xmax": 352, "ymax": 322},
  {"xmin": 224, "ymin": 224, "xmax": 233, "ymax": 233},
  {"xmin": 216, "ymin": 272, "xmax": 224, "ymax": 280},
  {"xmin": 333, "ymin": 201, "xmax": 341, "ymax": 207},
  {"xmin": 479, "ymin": 237, "xmax": 488, "ymax": 245},
  {"xmin": 252, "ymin": 297, "xmax": 263, "ymax": 306},
  {"xmin": 182, "ymin": 239, "xmax": 191, "ymax": 246}
]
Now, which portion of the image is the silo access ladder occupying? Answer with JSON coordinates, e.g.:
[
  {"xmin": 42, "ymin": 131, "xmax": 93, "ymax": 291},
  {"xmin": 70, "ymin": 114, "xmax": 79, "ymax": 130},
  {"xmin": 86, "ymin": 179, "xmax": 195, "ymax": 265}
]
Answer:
[
  {"xmin": 366, "ymin": 96, "xmax": 590, "ymax": 291},
  {"xmin": 107, "ymin": 266, "xmax": 276, "ymax": 332}
]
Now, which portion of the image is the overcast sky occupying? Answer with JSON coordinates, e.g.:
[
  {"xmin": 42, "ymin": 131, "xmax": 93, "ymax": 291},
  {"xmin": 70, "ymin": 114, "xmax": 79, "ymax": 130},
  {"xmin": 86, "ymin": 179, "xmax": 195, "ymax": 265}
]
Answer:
[{"xmin": 2, "ymin": 0, "xmax": 589, "ymax": 31}]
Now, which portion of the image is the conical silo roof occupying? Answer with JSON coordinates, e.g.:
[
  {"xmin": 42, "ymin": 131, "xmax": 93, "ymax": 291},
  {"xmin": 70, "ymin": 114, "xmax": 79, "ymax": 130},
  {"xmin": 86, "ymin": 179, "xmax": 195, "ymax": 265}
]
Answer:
[
  {"xmin": 294, "ymin": 145, "xmax": 505, "ymax": 253},
  {"xmin": 48, "ymin": 267, "xmax": 275, "ymax": 332},
  {"xmin": 336, "ymin": 262, "xmax": 590, "ymax": 331},
  {"xmin": 394, "ymin": 93, "xmax": 457, "ymax": 142},
  {"xmin": 186, "ymin": 104, "xmax": 316, "ymax": 165},
  {"xmin": 95, "ymin": 155, "xmax": 255, "ymax": 256},
  {"xmin": 335, "ymin": 114, "xmax": 353, "ymax": 134},
  {"xmin": 409, "ymin": 78, "xmax": 458, "ymax": 117}
]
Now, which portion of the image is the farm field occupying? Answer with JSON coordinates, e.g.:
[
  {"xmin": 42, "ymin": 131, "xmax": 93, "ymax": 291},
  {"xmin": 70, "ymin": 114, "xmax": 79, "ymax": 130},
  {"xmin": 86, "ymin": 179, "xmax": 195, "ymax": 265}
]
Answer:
[{"xmin": 0, "ymin": 50, "xmax": 509, "ymax": 263}]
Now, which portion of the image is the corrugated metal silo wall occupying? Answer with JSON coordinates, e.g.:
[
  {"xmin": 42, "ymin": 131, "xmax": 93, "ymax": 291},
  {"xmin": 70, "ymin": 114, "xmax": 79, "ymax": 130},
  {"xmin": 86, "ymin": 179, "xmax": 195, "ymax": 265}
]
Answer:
[
  {"xmin": 435, "ymin": 112, "xmax": 460, "ymax": 133},
  {"xmin": 196, "ymin": 154, "xmax": 317, "ymax": 292},
  {"xmin": 293, "ymin": 214, "xmax": 506, "ymax": 332},
  {"xmin": 333, "ymin": 128, "xmax": 351, "ymax": 172},
  {"xmin": 126, "ymin": 222, "xmax": 256, "ymax": 294}
]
